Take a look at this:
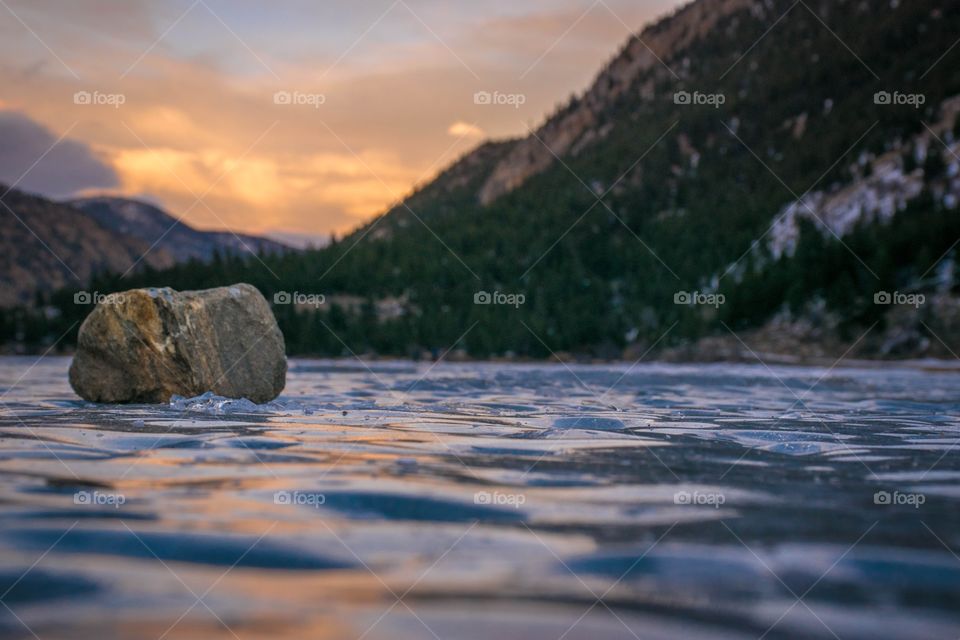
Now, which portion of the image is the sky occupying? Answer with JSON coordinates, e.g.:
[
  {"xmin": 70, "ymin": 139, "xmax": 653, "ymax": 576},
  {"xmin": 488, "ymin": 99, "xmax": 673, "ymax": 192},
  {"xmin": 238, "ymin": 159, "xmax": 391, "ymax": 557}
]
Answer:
[{"xmin": 0, "ymin": 0, "xmax": 684, "ymax": 245}]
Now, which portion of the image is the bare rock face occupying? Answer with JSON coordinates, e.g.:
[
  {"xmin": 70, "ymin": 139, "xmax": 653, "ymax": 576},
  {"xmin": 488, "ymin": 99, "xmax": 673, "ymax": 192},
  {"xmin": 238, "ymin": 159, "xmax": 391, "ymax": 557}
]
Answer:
[{"xmin": 69, "ymin": 284, "xmax": 286, "ymax": 404}]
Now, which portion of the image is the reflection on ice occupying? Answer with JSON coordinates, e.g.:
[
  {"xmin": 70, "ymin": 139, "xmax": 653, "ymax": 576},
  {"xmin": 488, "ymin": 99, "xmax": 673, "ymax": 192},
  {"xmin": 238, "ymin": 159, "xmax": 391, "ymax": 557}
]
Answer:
[{"xmin": 0, "ymin": 357, "xmax": 958, "ymax": 639}]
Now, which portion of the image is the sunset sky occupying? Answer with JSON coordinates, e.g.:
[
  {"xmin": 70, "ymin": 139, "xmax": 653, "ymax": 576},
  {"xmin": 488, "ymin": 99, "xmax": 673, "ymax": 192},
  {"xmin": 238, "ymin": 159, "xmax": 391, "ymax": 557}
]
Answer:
[{"xmin": 0, "ymin": 0, "xmax": 683, "ymax": 245}]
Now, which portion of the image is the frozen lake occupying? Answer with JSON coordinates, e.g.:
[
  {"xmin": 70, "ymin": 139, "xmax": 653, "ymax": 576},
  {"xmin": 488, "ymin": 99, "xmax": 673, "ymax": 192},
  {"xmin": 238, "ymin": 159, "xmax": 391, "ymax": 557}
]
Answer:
[{"xmin": 0, "ymin": 357, "xmax": 959, "ymax": 639}]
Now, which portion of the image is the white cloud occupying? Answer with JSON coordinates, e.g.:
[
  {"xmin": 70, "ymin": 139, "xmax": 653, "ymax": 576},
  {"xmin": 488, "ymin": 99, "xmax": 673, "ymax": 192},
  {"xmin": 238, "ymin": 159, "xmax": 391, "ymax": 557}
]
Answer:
[{"xmin": 447, "ymin": 121, "xmax": 485, "ymax": 139}]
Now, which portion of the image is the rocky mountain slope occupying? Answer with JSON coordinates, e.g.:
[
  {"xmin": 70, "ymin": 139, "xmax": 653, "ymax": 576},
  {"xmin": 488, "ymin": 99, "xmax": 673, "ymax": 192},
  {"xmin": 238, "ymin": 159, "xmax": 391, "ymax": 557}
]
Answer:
[
  {"xmin": 68, "ymin": 197, "xmax": 290, "ymax": 263},
  {"xmin": 0, "ymin": 187, "xmax": 174, "ymax": 307},
  {"xmin": 0, "ymin": 190, "xmax": 290, "ymax": 308},
  {"xmin": 476, "ymin": 0, "xmax": 754, "ymax": 205}
]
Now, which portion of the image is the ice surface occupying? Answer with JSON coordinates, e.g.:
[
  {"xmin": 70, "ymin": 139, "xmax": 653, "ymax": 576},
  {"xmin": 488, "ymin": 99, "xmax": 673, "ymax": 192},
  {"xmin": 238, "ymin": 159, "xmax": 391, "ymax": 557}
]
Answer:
[
  {"xmin": 0, "ymin": 357, "xmax": 958, "ymax": 639},
  {"xmin": 168, "ymin": 391, "xmax": 309, "ymax": 415}
]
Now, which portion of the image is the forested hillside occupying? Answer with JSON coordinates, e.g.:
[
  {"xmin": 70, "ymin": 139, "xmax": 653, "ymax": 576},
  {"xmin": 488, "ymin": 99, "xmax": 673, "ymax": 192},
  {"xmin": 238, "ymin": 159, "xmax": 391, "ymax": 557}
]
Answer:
[{"xmin": 4, "ymin": 0, "xmax": 960, "ymax": 360}]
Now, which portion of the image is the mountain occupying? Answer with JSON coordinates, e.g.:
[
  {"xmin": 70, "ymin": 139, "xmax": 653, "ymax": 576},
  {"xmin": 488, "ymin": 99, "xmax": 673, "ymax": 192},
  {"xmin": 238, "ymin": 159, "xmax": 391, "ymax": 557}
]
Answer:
[
  {"xmin": 0, "ymin": 186, "xmax": 175, "ymax": 307},
  {"xmin": 67, "ymin": 196, "xmax": 290, "ymax": 263},
  {"xmin": 0, "ymin": 190, "xmax": 290, "ymax": 309},
  {"xmin": 8, "ymin": 0, "xmax": 960, "ymax": 359}
]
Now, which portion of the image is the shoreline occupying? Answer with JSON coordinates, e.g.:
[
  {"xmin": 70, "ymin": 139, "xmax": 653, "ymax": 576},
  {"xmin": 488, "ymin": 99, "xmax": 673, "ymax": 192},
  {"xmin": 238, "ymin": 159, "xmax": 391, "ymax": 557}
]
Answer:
[{"xmin": 4, "ymin": 351, "xmax": 958, "ymax": 373}]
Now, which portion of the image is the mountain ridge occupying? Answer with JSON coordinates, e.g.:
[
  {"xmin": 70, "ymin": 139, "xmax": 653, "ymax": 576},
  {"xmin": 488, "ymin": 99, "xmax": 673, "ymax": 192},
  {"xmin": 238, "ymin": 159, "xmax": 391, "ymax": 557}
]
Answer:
[
  {"xmin": 477, "ymin": 0, "xmax": 752, "ymax": 205},
  {"xmin": 67, "ymin": 196, "xmax": 291, "ymax": 263},
  {"xmin": 0, "ymin": 186, "xmax": 175, "ymax": 307},
  {"xmin": 0, "ymin": 189, "xmax": 291, "ymax": 307}
]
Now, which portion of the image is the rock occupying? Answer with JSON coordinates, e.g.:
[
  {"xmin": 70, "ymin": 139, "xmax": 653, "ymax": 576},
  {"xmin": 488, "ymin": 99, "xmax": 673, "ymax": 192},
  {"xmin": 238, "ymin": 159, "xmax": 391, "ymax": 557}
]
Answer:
[{"xmin": 69, "ymin": 284, "xmax": 286, "ymax": 404}]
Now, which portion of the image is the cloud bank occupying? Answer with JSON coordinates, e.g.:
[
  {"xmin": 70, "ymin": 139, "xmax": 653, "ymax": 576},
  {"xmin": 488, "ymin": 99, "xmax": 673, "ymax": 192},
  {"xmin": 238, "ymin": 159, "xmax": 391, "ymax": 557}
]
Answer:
[{"xmin": 0, "ymin": 110, "xmax": 118, "ymax": 197}]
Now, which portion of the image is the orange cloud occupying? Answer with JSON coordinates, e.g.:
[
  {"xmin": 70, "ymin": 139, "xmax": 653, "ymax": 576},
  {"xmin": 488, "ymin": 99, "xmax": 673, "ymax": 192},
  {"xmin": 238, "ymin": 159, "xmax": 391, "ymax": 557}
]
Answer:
[{"xmin": 106, "ymin": 143, "xmax": 421, "ymax": 235}]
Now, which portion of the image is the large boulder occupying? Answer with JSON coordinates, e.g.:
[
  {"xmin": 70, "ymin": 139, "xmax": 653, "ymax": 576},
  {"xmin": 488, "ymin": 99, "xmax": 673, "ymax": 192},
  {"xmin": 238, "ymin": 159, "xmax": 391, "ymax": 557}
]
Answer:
[{"xmin": 69, "ymin": 284, "xmax": 286, "ymax": 404}]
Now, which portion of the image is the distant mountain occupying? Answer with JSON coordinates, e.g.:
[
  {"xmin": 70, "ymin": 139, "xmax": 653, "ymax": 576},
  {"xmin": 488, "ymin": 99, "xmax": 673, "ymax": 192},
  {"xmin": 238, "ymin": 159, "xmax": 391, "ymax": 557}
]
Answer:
[
  {"xmin": 0, "ymin": 186, "xmax": 175, "ymax": 307},
  {"xmin": 8, "ymin": 0, "xmax": 960, "ymax": 360},
  {"xmin": 67, "ymin": 196, "xmax": 290, "ymax": 263},
  {"xmin": 263, "ymin": 230, "xmax": 331, "ymax": 250},
  {"xmin": 0, "ymin": 190, "xmax": 290, "ymax": 308}
]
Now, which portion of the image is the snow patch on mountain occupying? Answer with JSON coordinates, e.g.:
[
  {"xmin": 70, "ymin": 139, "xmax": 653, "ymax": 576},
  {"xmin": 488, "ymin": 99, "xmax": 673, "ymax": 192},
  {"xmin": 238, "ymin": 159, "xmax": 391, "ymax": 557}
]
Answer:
[
  {"xmin": 766, "ymin": 98, "xmax": 960, "ymax": 260},
  {"xmin": 768, "ymin": 158, "xmax": 926, "ymax": 259}
]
